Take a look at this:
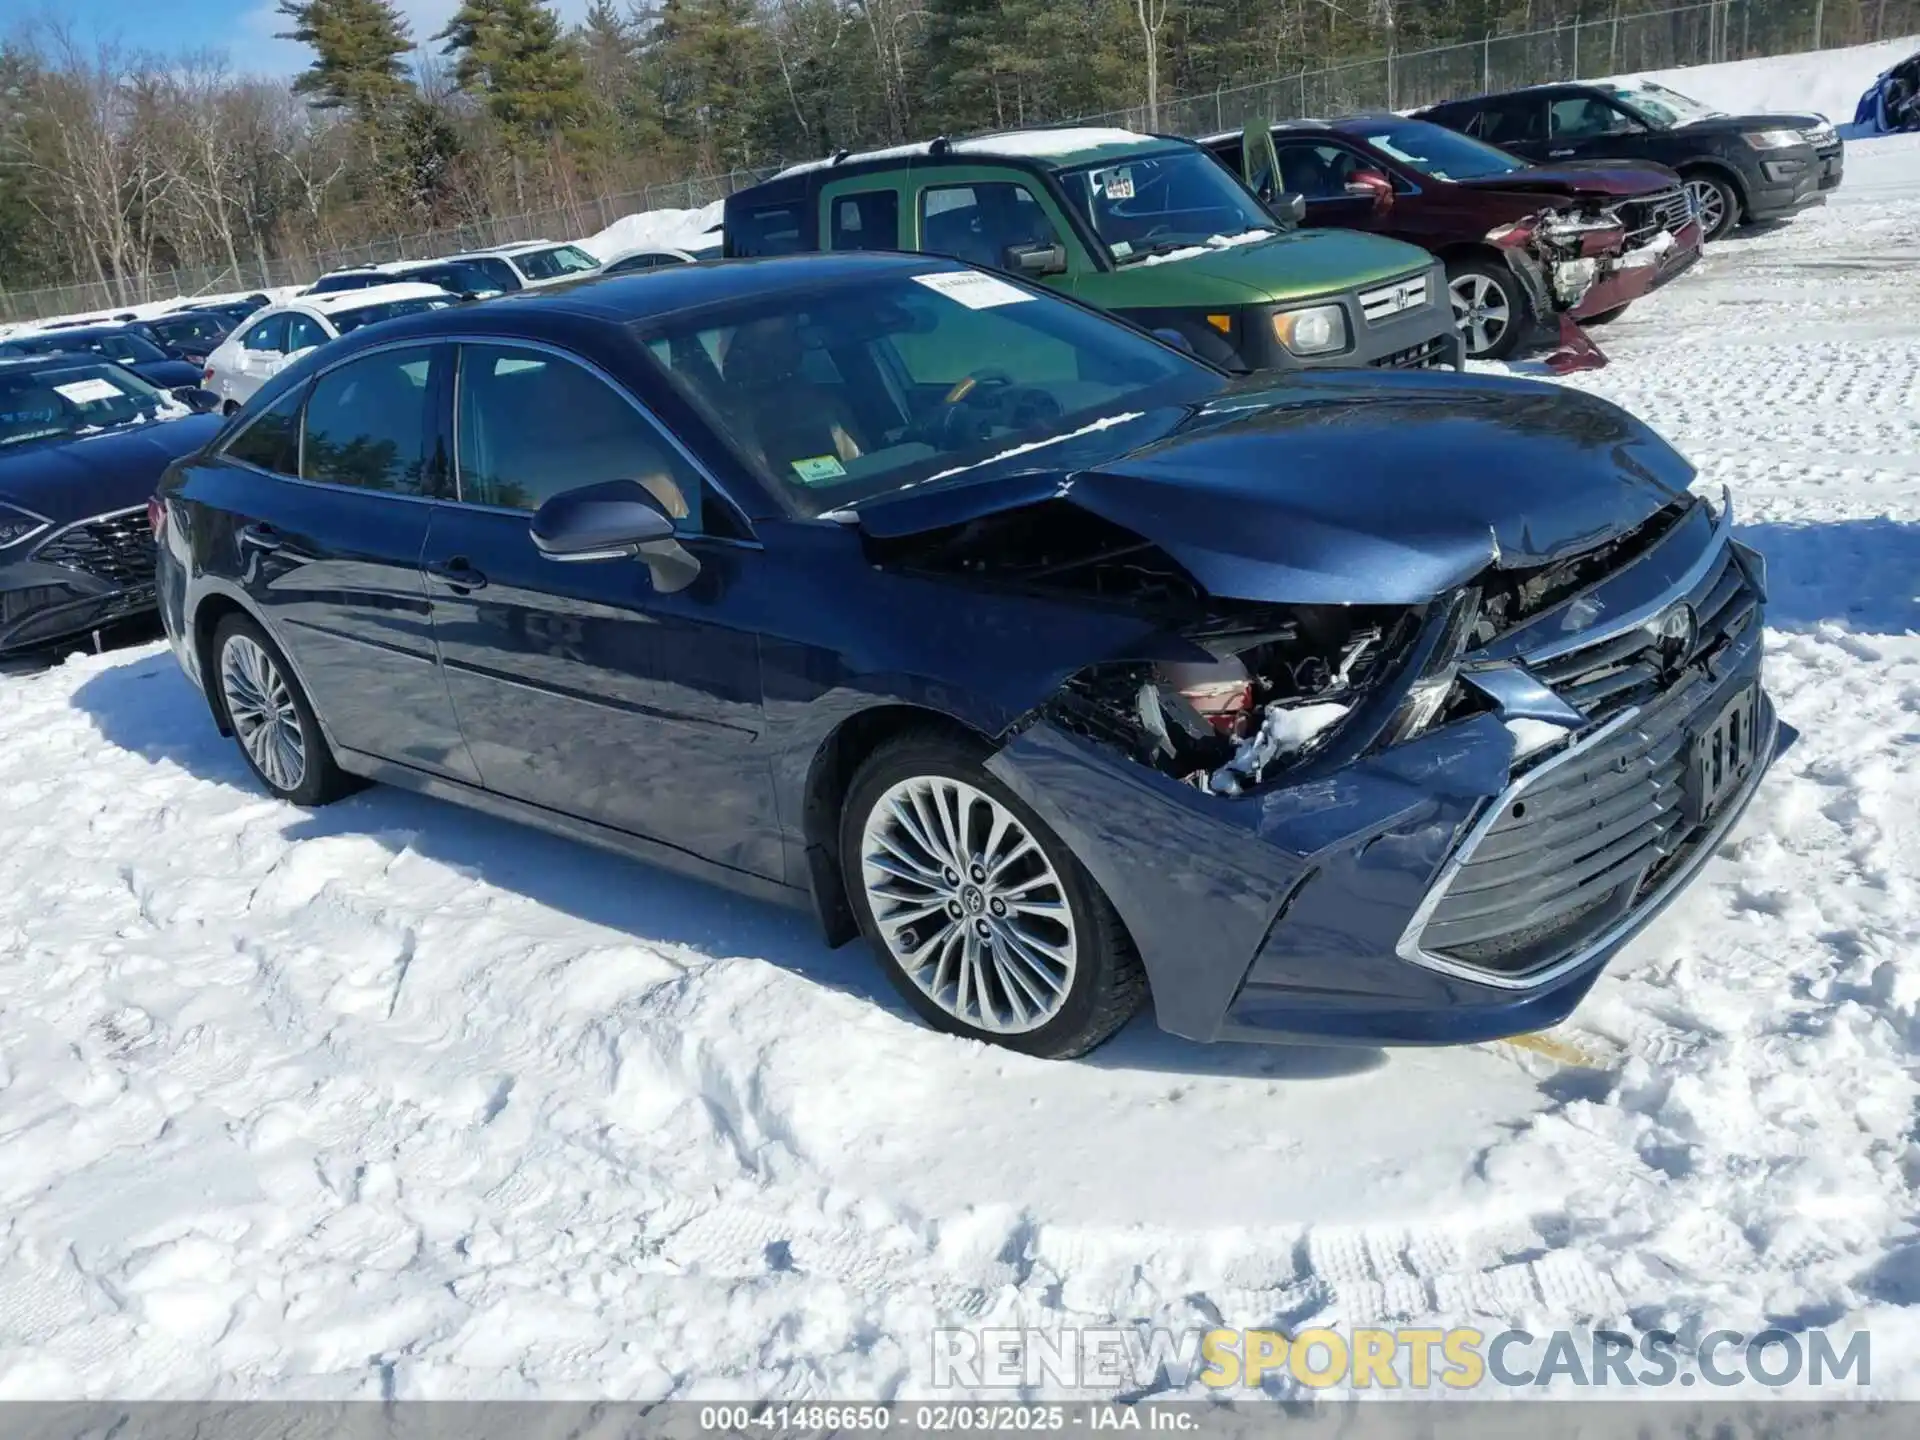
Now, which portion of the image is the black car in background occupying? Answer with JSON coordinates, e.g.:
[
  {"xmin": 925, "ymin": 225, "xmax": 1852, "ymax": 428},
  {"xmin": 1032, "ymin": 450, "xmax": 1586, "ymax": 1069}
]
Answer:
[
  {"xmin": 128, "ymin": 311, "xmax": 237, "ymax": 367},
  {"xmin": 154, "ymin": 253, "xmax": 1773, "ymax": 1060},
  {"xmin": 0, "ymin": 356, "xmax": 220, "ymax": 654},
  {"xmin": 1417, "ymin": 80, "xmax": 1842, "ymax": 241},
  {"xmin": 0, "ymin": 326, "xmax": 205, "ymax": 391}
]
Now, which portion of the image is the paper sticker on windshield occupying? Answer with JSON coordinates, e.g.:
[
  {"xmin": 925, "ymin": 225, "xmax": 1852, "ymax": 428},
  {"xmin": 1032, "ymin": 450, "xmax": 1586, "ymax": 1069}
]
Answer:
[
  {"xmin": 1098, "ymin": 167, "xmax": 1135, "ymax": 200},
  {"xmin": 791, "ymin": 455, "xmax": 848, "ymax": 484},
  {"xmin": 912, "ymin": 271, "xmax": 1032, "ymax": 309},
  {"xmin": 53, "ymin": 378, "xmax": 125, "ymax": 405}
]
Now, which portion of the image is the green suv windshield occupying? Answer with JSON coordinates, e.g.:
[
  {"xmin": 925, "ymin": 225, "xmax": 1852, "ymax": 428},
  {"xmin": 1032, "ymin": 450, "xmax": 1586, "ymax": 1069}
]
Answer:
[
  {"xmin": 1053, "ymin": 149, "xmax": 1274, "ymax": 265},
  {"xmin": 640, "ymin": 269, "xmax": 1220, "ymax": 516}
]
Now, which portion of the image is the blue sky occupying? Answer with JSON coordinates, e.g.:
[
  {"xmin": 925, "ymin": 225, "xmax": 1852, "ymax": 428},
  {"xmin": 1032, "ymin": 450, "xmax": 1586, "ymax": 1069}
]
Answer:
[{"xmin": 11, "ymin": 0, "xmax": 594, "ymax": 78}]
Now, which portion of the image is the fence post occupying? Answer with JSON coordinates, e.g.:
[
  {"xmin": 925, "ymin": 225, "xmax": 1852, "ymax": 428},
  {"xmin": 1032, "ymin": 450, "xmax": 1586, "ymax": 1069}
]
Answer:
[
  {"xmin": 1814, "ymin": 0, "xmax": 1823, "ymax": 49},
  {"xmin": 1483, "ymin": 34, "xmax": 1491, "ymax": 91},
  {"xmin": 1573, "ymin": 22, "xmax": 1580, "ymax": 79}
]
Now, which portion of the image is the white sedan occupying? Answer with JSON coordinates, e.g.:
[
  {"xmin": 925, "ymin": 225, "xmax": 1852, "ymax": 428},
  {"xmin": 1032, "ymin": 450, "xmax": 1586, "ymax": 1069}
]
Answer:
[{"xmin": 202, "ymin": 283, "xmax": 455, "ymax": 412}]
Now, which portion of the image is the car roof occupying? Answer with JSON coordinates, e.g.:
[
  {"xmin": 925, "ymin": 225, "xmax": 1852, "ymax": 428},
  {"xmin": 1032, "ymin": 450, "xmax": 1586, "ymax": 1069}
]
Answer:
[
  {"xmin": 289, "ymin": 282, "xmax": 452, "ymax": 314},
  {"xmin": 774, "ymin": 125, "xmax": 1175, "ymax": 179},
  {"xmin": 1197, "ymin": 114, "xmax": 1417, "ymax": 144},
  {"xmin": 6, "ymin": 323, "xmax": 132, "ymax": 343}
]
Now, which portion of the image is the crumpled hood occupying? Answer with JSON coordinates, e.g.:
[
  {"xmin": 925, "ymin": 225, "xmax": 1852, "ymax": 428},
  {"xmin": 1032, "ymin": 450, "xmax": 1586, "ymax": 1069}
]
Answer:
[
  {"xmin": 855, "ymin": 370, "xmax": 1694, "ymax": 605},
  {"xmin": 1142, "ymin": 227, "xmax": 1437, "ymax": 301},
  {"xmin": 0, "ymin": 414, "xmax": 221, "ymax": 525},
  {"xmin": 1453, "ymin": 160, "xmax": 1681, "ymax": 199}
]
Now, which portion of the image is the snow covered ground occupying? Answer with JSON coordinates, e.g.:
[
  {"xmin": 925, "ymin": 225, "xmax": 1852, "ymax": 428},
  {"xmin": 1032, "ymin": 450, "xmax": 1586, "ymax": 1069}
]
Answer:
[
  {"xmin": 1612, "ymin": 32, "xmax": 1919, "ymax": 126},
  {"xmin": 4, "ymin": 145, "xmax": 1920, "ymax": 1407}
]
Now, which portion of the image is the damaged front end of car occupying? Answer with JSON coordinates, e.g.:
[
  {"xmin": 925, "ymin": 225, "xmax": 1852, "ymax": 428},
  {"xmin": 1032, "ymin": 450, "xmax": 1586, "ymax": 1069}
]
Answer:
[
  {"xmin": 1486, "ymin": 208, "xmax": 1629, "ymax": 372},
  {"xmin": 850, "ymin": 430, "xmax": 1774, "ymax": 1047}
]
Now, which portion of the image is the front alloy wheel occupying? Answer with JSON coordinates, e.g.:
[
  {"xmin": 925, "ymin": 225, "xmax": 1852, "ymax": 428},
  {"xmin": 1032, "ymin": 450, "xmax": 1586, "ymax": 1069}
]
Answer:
[
  {"xmin": 841, "ymin": 736, "xmax": 1146, "ymax": 1058},
  {"xmin": 1448, "ymin": 263, "xmax": 1522, "ymax": 361},
  {"xmin": 860, "ymin": 775, "xmax": 1077, "ymax": 1035},
  {"xmin": 1684, "ymin": 175, "xmax": 1737, "ymax": 242}
]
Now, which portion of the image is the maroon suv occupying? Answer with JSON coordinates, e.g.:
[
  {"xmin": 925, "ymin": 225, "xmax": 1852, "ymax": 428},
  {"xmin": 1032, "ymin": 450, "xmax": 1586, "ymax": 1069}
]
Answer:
[{"xmin": 1204, "ymin": 115, "xmax": 1704, "ymax": 365}]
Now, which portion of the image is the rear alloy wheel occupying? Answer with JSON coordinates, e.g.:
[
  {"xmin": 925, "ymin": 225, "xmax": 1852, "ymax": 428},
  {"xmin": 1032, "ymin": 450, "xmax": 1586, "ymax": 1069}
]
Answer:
[
  {"xmin": 212, "ymin": 613, "xmax": 356, "ymax": 806},
  {"xmin": 1447, "ymin": 261, "xmax": 1526, "ymax": 362},
  {"xmin": 1683, "ymin": 173, "xmax": 1739, "ymax": 242},
  {"xmin": 842, "ymin": 736, "xmax": 1145, "ymax": 1058}
]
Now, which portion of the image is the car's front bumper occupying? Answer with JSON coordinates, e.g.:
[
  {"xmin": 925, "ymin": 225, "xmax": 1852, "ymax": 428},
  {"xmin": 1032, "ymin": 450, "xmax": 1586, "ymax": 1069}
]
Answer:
[
  {"xmin": 1570, "ymin": 218, "xmax": 1705, "ymax": 318},
  {"xmin": 988, "ymin": 504, "xmax": 1775, "ymax": 1047},
  {"xmin": 0, "ymin": 506, "xmax": 159, "ymax": 655},
  {"xmin": 1744, "ymin": 147, "xmax": 1828, "ymax": 220}
]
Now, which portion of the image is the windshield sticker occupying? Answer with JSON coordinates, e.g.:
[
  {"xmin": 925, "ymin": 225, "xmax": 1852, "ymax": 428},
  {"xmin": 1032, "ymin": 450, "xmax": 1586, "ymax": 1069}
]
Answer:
[
  {"xmin": 52, "ymin": 378, "xmax": 126, "ymax": 405},
  {"xmin": 1110, "ymin": 240, "xmax": 1134, "ymax": 258},
  {"xmin": 911, "ymin": 271, "xmax": 1032, "ymax": 309},
  {"xmin": 791, "ymin": 455, "xmax": 849, "ymax": 484},
  {"xmin": 1097, "ymin": 167, "xmax": 1136, "ymax": 200}
]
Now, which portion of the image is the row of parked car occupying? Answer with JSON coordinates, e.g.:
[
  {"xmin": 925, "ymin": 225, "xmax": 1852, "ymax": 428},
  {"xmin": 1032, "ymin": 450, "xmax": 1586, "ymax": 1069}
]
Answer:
[{"xmin": 1, "ymin": 77, "xmax": 1823, "ymax": 1060}]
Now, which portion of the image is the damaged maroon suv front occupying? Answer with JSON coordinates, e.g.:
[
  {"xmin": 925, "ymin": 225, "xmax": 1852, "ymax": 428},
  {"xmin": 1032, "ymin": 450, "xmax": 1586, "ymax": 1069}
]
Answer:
[{"xmin": 1204, "ymin": 115, "xmax": 1703, "ymax": 367}]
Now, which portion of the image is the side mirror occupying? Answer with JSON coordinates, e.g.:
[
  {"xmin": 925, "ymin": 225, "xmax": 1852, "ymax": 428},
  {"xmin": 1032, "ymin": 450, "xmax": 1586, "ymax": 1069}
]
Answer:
[
  {"xmin": 530, "ymin": 479, "xmax": 700, "ymax": 593},
  {"xmin": 1004, "ymin": 242, "xmax": 1068, "ymax": 277},
  {"xmin": 1344, "ymin": 170, "xmax": 1394, "ymax": 212},
  {"xmin": 174, "ymin": 386, "xmax": 222, "ymax": 414},
  {"xmin": 1268, "ymin": 192, "xmax": 1307, "ymax": 227},
  {"xmin": 1150, "ymin": 328, "xmax": 1197, "ymax": 356}
]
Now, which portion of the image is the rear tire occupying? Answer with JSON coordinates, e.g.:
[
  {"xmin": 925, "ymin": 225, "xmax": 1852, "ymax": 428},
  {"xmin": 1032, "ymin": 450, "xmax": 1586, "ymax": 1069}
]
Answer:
[
  {"xmin": 840, "ymin": 734, "xmax": 1146, "ymax": 1059},
  {"xmin": 1447, "ymin": 259, "xmax": 1528, "ymax": 361},
  {"xmin": 212, "ymin": 613, "xmax": 358, "ymax": 807}
]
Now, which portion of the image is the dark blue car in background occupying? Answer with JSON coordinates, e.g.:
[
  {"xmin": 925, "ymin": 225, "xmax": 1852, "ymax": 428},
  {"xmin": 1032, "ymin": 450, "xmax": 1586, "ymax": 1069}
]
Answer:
[
  {"xmin": 153, "ymin": 253, "xmax": 1776, "ymax": 1058},
  {"xmin": 0, "ymin": 325, "xmax": 206, "ymax": 391},
  {"xmin": 1, "ymin": 355, "xmax": 221, "ymax": 655}
]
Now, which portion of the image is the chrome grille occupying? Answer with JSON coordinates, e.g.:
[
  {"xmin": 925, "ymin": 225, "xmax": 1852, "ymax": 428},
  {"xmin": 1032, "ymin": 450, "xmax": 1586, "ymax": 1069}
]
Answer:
[
  {"xmin": 1616, "ymin": 186, "xmax": 1694, "ymax": 247},
  {"xmin": 1401, "ymin": 520, "xmax": 1769, "ymax": 985},
  {"xmin": 32, "ymin": 507, "xmax": 155, "ymax": 588},
  {"xmin": 1358, "ymin": 273, "xmax": 1429, "ymax": 325}
]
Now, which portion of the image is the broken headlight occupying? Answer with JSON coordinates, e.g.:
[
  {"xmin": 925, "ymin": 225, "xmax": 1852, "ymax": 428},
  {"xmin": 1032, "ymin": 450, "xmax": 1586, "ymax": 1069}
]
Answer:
[
  {"xmin": 1382, "ymin": 587, "xmax": 1481, "ymax": 747},
  {"xmin": 1046, "ymin": 604, "xmax": 1422, "ymax": 796}
]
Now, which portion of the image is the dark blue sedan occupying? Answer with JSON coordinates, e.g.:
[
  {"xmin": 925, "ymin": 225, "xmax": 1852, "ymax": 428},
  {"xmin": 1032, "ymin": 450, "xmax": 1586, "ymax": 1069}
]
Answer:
[
  {"xmin": 1, "ymin": 356, "xmax": 221, "ymax": 654},
  {"xmin": 0, "ymin": 325, "xmax": 205, "ymax": 390},
  {"xmin": 152, "ymin": 253, "xmax": 1775, "ymax": 1058}
]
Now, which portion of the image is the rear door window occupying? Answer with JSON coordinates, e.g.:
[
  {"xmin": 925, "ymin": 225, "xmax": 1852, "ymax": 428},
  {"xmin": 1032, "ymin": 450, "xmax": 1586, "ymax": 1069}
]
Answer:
[
  {"xmin": 300, "ymin": 344, "xmax": 448, "ymax": 496},
  {"xmin": 222, "ymin": 385, "xmax": 305, "ymax": 475},
  {"xmin": 731, "ymin": 200, "xmax": 806, "ymax": 257},
  {"xmin": 827, "ymin": 190, "xmax": 901, "ymax": 251},
  {"xmin": 285, "ymin": 314, "xmax": 329, "ymax": 353},
  {"xmin": 241, "ymin": 315, "xmax": 290, "ymax": 353}
]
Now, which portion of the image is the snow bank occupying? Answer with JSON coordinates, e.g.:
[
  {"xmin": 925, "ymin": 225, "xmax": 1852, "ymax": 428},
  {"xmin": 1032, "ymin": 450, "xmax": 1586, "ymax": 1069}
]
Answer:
[
  {"xmin": 1606, "ymin": 32, "xmax": 1920, "ymax": 124},
  {"xmin": 575, "ymin": 201, "xmax": 724, "ymax": 262}
]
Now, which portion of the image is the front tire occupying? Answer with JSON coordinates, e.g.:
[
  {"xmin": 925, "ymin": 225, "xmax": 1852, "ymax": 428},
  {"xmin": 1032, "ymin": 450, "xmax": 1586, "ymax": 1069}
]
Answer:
[
  {"xmin": 1682, "ymin": 171, "xmax": 1740, "ymax": 242},
  {"xmin": 840, "ymin": 735, "xmax": 1146, "ymax": 1059},
  {"xmin": 1447, "ymin": 259, "xmax": 1528, "ymax": 361},
  {"xmin": 212, "ymin": 613, "xmax": 357, "ymax": 806}
]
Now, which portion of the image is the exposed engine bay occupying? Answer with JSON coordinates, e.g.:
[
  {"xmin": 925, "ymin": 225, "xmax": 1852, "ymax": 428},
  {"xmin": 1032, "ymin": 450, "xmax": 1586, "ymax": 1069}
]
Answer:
[{"xmin": 869, "ymin": 500, "xmax": 1424, "ymax": 794}]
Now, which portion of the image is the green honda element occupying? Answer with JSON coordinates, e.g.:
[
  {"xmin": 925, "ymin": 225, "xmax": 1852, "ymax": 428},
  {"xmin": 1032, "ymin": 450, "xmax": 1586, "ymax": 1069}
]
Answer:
[{"xmin": 721, "ymin": 126, "xmax": 1464, "ymax": 373}]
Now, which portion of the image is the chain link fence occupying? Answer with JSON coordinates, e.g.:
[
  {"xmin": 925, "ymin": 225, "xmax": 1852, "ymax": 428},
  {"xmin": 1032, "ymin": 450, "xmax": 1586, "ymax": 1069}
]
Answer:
[
  {"xmin": 0, "ymin": 167, "xmax": 776, "ymax": 326},
  {"xmin": 4, "ymin": 0, "xmax": 1916, "ymax": 324}
]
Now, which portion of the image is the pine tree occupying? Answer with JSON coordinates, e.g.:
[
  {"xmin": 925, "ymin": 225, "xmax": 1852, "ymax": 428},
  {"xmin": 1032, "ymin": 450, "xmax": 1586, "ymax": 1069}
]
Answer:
[
  {"xmin": 276, "ymin": 0, "xmax": 414, "ymax": 121},
  {"xmin": 436, "ymin": 0, "xmax": 597, "ymax": 153}
]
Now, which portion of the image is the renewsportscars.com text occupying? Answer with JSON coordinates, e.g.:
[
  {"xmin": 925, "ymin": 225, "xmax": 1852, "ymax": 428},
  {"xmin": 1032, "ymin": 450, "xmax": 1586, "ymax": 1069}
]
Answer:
[{"xmin": 929, "ymin": 1325, "xmax": 1870, "ymax": 1392}]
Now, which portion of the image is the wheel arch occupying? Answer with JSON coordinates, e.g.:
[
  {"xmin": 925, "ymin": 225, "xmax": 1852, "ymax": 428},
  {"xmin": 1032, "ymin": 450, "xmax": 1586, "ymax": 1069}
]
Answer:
[
  {"xmin": 190, "ymin": 591, "xmax": 255, "ymax": 736},
  {"xmin": 800, "ymin": 703, "xmax": 995, "ymax": 947}
]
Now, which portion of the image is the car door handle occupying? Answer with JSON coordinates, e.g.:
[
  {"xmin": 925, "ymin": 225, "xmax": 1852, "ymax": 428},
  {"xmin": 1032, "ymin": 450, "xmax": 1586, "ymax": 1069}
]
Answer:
[
  {"xmin": 238, "ymin": 523, "xmax": 282, "ymax": 554},
  {"xmin": 1549, "ymin": 148, "xmax": 1575, "ymax": 157},
  {"xmin": 428, "ymin": 557, "xmax": 488, "ymax": 591}
]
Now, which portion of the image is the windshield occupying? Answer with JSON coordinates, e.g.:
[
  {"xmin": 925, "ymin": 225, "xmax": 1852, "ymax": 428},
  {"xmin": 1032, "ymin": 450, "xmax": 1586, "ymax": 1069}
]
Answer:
[
  {"xmin": 1604, "ymin": 82, "xmax": 1725, "ymax": 128},
  {"xmin": 1054, "ymin": 149, "xmax": 1273, "ymax": 263},
  {"xmin": 149, "ymin": 314, "xmax": 229, "ymax": 347},
  {"xmin": 6, "ymin": 331, "xmax": 167, "ymax": 364},
  {"xmin": 514, "ymin": 245, "xmax": 601, "ymax": 281},
  {"xmin": 640, "ymin": 268, "xmax": 1219, "ymax": 517},
  {"xmin": 1359, "ymin": 119, "xmax": 1529, "ymax": 180},
  {"xmin": 0, "ymin": 360, "xmax": 178, "ymax": 448},
  {"xmin": 406, "ymin": 261, "xmax": 503, "ymax": 294},
  {"xmin": 332, "ymin": 297, "xmax": 453, "ymax": 334},
  {"xmin": 309, "ymin": 272, "xmax": 387, "ymax": 294}
]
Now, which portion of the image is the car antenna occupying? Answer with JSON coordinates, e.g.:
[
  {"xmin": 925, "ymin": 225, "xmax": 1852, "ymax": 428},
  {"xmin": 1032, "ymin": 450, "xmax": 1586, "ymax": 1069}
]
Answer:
[
  {"xmin": 928, "ymin": 136, "xmax": 951, "ymax": 156},
  {"xmin": 831, "ymin": 148, "xmax": 850, "ymax": 166}
]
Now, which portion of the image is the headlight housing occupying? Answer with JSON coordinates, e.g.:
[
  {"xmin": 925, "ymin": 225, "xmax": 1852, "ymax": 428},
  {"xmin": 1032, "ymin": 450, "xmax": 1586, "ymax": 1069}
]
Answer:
[
  {"xmin": 1382, "ymin": 588, "xmax": 1481, "ymax": 747},
  {"xmin": 0, "ymin": 505, "xmax": 49, "ymax": 551},
  {"xmin": 1742, "ymin": 128, "xmax": 1805, "ymax": 150},
  {"xmin": 1271, "ymin": 303, "xmax": 1349, "ymax": 357}
]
